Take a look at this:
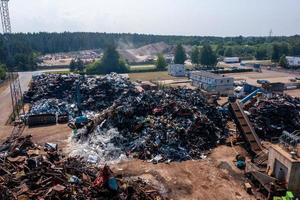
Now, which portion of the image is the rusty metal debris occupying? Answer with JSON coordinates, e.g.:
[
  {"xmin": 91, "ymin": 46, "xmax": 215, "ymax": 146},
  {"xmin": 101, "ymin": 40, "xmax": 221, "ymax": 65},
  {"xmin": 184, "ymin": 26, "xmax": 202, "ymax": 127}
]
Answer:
[
  {"xmin": 23, "ymin": 73, "xmax": 227, "ymax": 163},
  {"xmin": 23, "ymin": 73, "xmax": 136, "ymax": 112},
  {"xmin": 0, "ymin": 135, "xmax": 165, "ymax": 200},
  {"xmin": 246, "ymin": 95, "xmax": 300, "ymax": 140},
  {"xmin": 71, "ymin": 88, "xmax": 228, "ymax": 163}
]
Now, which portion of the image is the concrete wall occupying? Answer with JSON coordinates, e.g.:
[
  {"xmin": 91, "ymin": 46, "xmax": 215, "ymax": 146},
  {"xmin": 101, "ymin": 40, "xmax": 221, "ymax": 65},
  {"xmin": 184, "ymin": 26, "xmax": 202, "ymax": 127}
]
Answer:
[
  {"xmin": 168, "ymin": 64, "xmax": 186, "ymax": 77},
  {"xmin": 268, "ymin": 146, "xmax": 300, "ymax": 196},
  {"xmin": 287, "ymin": 56, "xmax": 300, "ymax": 67},
  {"xmin": 289, "ymin": 163, "xmax": 300, "ymax": 196}
]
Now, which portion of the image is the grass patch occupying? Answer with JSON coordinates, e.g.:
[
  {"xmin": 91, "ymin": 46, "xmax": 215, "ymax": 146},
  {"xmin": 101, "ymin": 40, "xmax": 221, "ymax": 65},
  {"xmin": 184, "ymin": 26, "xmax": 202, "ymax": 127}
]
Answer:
[
  {"xmin": 129, "ymin": 71, "xmax": 185, "ymax": 81},
  {"xmin": 45, "ymin": 70, "xmax": 71, "ymax": 74},
  {"xmin": 130, "ymin": 64, "xmax": 156, "ymax": 71}
]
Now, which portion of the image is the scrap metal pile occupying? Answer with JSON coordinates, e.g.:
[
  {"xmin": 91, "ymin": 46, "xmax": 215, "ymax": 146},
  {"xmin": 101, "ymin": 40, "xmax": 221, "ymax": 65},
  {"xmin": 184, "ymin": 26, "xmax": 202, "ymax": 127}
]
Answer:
[
  {"xmin": 247, "ymin": 95, "xmax": 300, "ymax": 139},
  {"xmin": 27, "ymin": 99, "xmax": 69, "ymax": 116},
  {"xmin": 0, "ymin": 135, "xmax": 165, "ymax": 200},
  {"xmin": 72, "ymin": 88, "xmax": 227, "ymax": 163},
  {"xmin": 23, "ymin": 73, "xmax": 227, "ymax": 162},
  {"xmin": 24, "ymin": 73, "xmax": 137, "ymax": 113}
]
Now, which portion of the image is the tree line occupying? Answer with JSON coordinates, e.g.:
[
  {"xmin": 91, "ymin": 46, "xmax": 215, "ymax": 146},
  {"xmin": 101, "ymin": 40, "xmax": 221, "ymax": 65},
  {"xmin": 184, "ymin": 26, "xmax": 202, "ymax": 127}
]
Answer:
[{"xmin": 0, "ymin": 32, "xmax": 300, "ymax": 72}]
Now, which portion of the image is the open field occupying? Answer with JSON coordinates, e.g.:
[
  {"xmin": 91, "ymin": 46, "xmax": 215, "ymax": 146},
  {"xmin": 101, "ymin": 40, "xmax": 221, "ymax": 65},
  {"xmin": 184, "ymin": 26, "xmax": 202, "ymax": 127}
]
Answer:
[
  {"xmin": 129, "ymin": 71, "xmax": 187, "ymax": 81},
  {"xmin": 226, "ymin": 69, "xmax": 299, "ymax": 86},
  {"xmin": 242, "ymin": 60, "xmax": 272, "ymax": 65},
  {"xmin": 45, "ymin": 70, "xmax": 70, "ymax": 74},
  {"xmin": 130, "ymin": 64, "xmax": 156, "ymax": 71}
]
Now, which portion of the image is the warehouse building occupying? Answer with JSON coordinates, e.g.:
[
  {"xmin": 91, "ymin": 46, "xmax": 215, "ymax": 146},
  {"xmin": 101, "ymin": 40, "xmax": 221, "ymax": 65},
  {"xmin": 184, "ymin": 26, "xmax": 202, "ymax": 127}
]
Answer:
[
  {"xmin": 190, "ymin": 70, "xmax": 234, "ymax": 95},
  {"xmin": 168, "ymin": 64, "xmax": 186, "ymax": 77},
  {"xmin": 286, "ymin": 56, "xmax": 300, "ymax": 67}
]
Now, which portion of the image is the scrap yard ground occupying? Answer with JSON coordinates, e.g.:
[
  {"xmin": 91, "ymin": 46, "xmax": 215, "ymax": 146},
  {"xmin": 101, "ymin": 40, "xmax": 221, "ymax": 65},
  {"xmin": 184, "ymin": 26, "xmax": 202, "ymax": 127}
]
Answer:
[
  {"xmin": 0, "ymin": 71, "xmax": 256, "ymax": 200},
  {"xmin": 226, "ymin": 69, "xmax": 298, "ymax": 86},
  {"xmin": 2, "ymin": 68, "xmax": 300, "ymax": 199}
]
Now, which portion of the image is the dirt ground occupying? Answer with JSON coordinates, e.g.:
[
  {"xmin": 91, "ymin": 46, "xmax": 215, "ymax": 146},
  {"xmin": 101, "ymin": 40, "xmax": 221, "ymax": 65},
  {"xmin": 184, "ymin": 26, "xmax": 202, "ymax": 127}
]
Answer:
[
  {"xmin": 0, "ymin": 125, "xmax": 14, "ymax": 143},
  {"xmin": 0, "ymin": 70, "xmax": 261, "ymax": 199},
  {"xmin": 0, "ymin": 78, "xmax": 11, "ymax": 94},
  {"xmin": 227, "ymin": 69, "xmax": 298, "ymax": 86},
  {"xmin": 112, "ymin": 145, "xmax": 255, "ymax": 200},
  {"xmin": 22, "ymin": 124, "xmax": 71, "ymax": 149},
  {"xmin": 284, "ymin": 89, "xmax": 300, "ymax": 98},
  {"xmin": 0, "ymin": 116, "xmax": 258, "ymax": 200}
]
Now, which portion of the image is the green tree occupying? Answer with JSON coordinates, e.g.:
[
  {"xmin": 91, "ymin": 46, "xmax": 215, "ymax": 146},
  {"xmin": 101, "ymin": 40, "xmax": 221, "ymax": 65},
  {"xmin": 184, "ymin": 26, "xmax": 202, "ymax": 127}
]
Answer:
[
  {"xmin": 191, "ymin": 46, "xmax": 200, "ymax": 66},
  {"xmin": 279, "ymin": 55, "xmax": 288, "ymax": 68},
  {"xmin": 0, "ymin": 64, "xmax": 6, "ymax": 80},
  {"xmin": 272, "ymin": 43, "xmax": 290, "ymax": 62},
  {"xmin": 174, "ymin": 44, "xmax": 187, "ymax": 64},
  {"xmin": 76, "ymin": 58, "xmax": 84, "ymax": 72},
  {"xmin": 272, "ymin": 43, "xmax": 281, "ymax": 62},
  {"xmin": 70, "ymin": 58, "xmax": 85, "ymax": 72},
  {"xmin": 200, "ymin": 44, "xmax": 217, "ymax": 66},
  {"xmin": 156, "ymin": 54, "xmax": 167, "ymax": 70},
  {"xmin": 224, "ymin": 47, "xmax": 234, "ymax": 57},
  {"xmin": 255, "ymin": 46, "xmax": 268, "ymax": 60},
  {"xmin": 86, "ymin": 46, "xmax": 128, "ymax": 74},
  {"xmin": 69, "ymin": 59, "xmax": 76, "ymax": 72},
  {"xmin": 291, "ymin": 42, "xmax": 300, "ymax": 56},
  {"xmin": 216, "ymin": 44, "xmax": 225, "ymax": 56}
]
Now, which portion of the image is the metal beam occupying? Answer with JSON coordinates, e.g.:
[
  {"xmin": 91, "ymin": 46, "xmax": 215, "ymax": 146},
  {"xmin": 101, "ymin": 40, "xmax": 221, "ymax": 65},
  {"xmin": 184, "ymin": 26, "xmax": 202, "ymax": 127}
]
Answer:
[{"xmin": 0, "ymin": 0, "xmax": 11, "ymax": 33}]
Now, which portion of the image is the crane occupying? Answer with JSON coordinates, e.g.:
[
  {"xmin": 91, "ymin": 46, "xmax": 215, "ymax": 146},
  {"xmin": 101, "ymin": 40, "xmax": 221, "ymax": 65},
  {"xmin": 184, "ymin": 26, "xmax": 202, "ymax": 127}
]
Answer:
[{"xmin": 0, "ymin": 0, "xmax": 24, "ymax": 122}]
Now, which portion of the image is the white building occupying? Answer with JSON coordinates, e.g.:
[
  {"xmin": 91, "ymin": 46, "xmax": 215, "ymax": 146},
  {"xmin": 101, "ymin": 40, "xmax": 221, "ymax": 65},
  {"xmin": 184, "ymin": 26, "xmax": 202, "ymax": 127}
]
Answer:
[
  {"xmin": 286, "ymin": 56, "xmax": 300, "ymax": 67},
  {"xmin": 190, "ymin": 70, "xmax": 234, "ymax": 95},
  {"xmin": 168, "ymin": 64, "xmax": 186, "ymax": 77},
  {"xmin": 224, "ymin": 57, "xmax": 240, "ymax": 63}
]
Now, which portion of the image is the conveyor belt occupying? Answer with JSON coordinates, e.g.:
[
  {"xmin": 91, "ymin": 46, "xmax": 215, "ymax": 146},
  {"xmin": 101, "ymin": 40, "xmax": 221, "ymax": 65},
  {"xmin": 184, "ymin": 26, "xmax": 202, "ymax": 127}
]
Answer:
[{"xmin": 230, "ymin": 101, "xmax": 263, "ymax": 155}]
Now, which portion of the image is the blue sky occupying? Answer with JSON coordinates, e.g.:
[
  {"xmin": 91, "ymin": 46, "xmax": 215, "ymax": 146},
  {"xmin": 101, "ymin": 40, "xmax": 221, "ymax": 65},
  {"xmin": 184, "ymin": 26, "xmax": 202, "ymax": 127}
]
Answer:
[{"xmin": 9, "ymin": 0, "xmax": 300, "ymax": 36}]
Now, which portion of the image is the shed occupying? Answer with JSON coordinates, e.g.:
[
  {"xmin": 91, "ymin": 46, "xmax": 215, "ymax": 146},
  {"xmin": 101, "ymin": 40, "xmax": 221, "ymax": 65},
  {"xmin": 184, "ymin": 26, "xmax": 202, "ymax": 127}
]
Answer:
[{"xmin": 168, "ymin": 64, "xmax": 186, "ymax": 77}]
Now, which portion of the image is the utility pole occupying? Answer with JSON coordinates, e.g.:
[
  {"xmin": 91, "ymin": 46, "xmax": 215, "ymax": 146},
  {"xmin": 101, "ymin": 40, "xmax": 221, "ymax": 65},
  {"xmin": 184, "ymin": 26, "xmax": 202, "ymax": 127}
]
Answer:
[{"xmin": 0, "ymin": 0, "xmax": 24, "ymax": 122}]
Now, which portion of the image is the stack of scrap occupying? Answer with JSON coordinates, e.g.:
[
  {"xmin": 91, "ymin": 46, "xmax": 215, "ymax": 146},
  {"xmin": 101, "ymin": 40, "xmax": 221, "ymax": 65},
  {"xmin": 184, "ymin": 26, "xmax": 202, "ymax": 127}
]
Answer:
[
  {"xmin": 71, "ymin": 88, "xmax": 227, "ymax": 163},
  {"xmin": 27, "ymin": 98, "xmax": 69, "ymax": 116},
  {"xmin": 0, "ymin": 135, "xmax": 165, "ymax": 200},
  {"xmin": 24, "ymin": 73, "xmax": 138, "ymax": 112},
  {"xmin": 248, "ymin": 95, "xmax": 300, "ymax": 139}
]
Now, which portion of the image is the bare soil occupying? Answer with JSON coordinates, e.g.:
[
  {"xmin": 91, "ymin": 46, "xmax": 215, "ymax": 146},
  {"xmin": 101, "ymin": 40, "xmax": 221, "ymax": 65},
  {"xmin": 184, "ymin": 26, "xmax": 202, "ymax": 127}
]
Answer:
[
  {"xmin": 22, "ymin": 124, "xmax": 71, "ymax": 149},
  {"xmin": 112, "ymin": 145, "xmax": 255, "ymax": 200}
]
